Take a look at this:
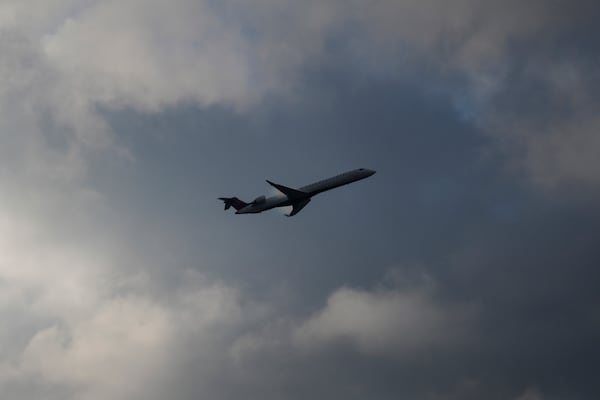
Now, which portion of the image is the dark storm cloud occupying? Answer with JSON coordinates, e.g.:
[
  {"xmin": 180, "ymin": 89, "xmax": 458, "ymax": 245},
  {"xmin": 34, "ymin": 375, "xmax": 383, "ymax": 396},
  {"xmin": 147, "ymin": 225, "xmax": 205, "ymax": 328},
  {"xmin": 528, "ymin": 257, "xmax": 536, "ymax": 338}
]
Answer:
[
  {"xmin": 1, "ymin": 1, "xmax": 600, "ymax": 399},
  {"xmin": 102, "ymin": 65, "xmax": 600, "ymax": 399},
  {"xmin": 476, "ymin": 3, "xmax": 600, "ymax": 188}
]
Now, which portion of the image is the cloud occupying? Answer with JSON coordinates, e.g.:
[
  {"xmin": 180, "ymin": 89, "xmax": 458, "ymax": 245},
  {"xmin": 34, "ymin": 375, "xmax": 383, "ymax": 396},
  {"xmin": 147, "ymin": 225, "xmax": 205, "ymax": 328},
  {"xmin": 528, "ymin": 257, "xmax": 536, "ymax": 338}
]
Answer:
[
  {"xmin": 41, "ymin": 0, "xmax": 255, "ymax": 112},
  {"xmin": 1, "ymin": 1, "xmax": 599, "ymax": 398},
  {"xmin": 0, "ymin": 234, "xmax": 244, "ymax": 400},
  {"xmin": 231, "ymin": 275, "xmax": 477, "ymax": 363},
  {"xmin": 485, "ymin": 58, "xmax": 600, "ymax": 188},
  {"xmin": 0, "ymin": 168, "xmax": 245, "ymax": 400},
  {"xmin": 293, "ymin": 280, "xmax": 476, "ymax": 357},
  {"xmin": 514, "ymin": 387, "xmax": 544, "ymax": 400},
  {"xmin": 2, "ymin": 0, "xmax": 599, "ymax": 187},
  {"xmin": 13, "ymin": 282, "xmax": 243, "ymax": 400},
  {"xmin": 19, "ymin": 298, "xmax": 170, "ymax": 398},
  {"xmin": 0, "ymin": 0, "xmax": 580, "ymax": 111}
]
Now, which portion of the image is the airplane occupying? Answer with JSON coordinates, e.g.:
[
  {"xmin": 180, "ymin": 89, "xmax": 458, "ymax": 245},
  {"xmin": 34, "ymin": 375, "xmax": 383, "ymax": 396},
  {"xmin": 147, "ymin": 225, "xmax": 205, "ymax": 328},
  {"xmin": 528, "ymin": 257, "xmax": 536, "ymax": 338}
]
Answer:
[{"xmin": 219, "ymin": 168, "xmax": 376, "ymax": 217}]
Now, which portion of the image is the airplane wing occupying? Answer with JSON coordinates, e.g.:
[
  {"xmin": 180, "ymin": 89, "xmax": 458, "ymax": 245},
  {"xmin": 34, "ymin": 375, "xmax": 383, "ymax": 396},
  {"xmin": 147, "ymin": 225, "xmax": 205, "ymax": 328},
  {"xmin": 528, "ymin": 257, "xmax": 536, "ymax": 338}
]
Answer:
[
  {"xmin": 266, "ymin": 180, "xmax": 307, "ymax": 200},
  {"xmin": 287, "ymin": 198, "xmax": 311, "ymax": 217}
]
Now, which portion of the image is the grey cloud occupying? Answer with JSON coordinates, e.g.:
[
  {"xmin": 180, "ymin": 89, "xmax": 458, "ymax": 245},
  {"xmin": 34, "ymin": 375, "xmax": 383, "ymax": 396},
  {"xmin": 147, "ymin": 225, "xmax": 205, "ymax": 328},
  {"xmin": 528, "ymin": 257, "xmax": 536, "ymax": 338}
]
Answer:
[
  {"xmin": 42, "ymin": 0, "xmax": 255, "ymax": 111},
  {"xmin": 514, "ymin": 387, "xmax": 544, "ymax": 400},
  {"xmin": 0, "ymin": 159, "xmax": 243, "ymax": 400},
  {"xmin": 485, "ymin": 57, "xmax": 600, "ymax": 188},
  {"xmin": 228, "ymin": 276, "xmax": 482, "ymax": 400},
  {"xmin": 293, "ymin": 282, "xmax": 476, "ymax": 358},
  {"xmin": 1, "ymin": 1, "xmax": 600, "ymax": 399},
  {"xmin": 0, "ymin": 233, "xmax": 247, "ymax": 400},
  {"xmin": 3, "ymin": 0, "xmax": 599, "ymax": 186}
]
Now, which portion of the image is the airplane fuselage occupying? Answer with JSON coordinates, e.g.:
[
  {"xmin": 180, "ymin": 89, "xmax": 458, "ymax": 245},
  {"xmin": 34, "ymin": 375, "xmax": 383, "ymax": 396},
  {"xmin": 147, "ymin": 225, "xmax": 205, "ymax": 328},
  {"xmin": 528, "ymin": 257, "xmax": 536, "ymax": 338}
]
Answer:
[{"xmin": 234, "ymin": 168, "xmax": 375, "ymax": 216}]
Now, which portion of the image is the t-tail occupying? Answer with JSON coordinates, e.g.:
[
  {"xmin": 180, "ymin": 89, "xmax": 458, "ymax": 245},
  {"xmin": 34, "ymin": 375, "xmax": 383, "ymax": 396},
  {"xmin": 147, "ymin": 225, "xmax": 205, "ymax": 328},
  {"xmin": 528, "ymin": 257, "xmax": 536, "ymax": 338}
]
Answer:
[{"xmin": 218, "ymin": 197, "xmax": 248, "ymax": 211}]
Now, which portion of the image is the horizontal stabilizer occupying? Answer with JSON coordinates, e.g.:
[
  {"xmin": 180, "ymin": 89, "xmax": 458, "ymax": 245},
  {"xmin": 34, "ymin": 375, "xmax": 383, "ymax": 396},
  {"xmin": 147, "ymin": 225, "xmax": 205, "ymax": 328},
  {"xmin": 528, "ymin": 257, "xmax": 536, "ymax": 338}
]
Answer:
[{"xmin": 266, "ymin": 180, "xmax": 307, "ymax": 200}]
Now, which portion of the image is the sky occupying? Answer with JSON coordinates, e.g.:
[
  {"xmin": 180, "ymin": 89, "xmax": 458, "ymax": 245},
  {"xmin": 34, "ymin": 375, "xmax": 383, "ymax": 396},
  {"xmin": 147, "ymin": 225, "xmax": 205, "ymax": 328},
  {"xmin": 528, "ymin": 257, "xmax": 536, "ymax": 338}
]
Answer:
[{"xmin": 1, "ymin": 1, "xmax": 600, "ymax": 399}]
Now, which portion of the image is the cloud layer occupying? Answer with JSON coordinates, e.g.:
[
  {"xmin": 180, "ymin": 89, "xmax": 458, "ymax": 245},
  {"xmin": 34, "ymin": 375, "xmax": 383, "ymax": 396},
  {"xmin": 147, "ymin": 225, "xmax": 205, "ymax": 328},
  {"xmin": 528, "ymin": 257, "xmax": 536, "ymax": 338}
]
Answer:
[
  {"xmin": 294, "ymin": 283, "xmax": 475, "ymax": 357},
  {"xmin": 2, "ymin": 0, "xmax": 599, "ymax": 186},
  {"xmin": 1, "ymin": 1, "xmax": 599, "ymax": 399}
]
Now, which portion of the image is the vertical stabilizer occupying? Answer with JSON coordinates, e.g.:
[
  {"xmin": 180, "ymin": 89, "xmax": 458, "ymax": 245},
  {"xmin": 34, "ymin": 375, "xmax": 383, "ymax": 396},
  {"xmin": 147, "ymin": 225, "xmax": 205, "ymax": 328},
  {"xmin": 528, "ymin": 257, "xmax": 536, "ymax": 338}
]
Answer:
[{"xmin": 218, "ymin": 197, "xmax": 248, "ymax": 211}]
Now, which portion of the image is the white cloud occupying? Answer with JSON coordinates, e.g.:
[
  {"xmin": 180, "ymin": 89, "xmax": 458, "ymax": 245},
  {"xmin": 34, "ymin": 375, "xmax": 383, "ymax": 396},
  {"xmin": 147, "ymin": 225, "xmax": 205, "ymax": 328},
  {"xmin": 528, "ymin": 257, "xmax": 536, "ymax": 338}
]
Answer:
[
  {"xmin": 0, "ymin": 256, "xmax": 244, "ymax": 400},
  {"xmin": 293, "ymin": 282, "xmax": 476, "ymax": 357},
  {"xmin": 41, "ymin": 0, "xmax": 255, "ymax": 112},
  {"xmin": 19, "ymin": 298, "xmax": 170, "ymax": 398},
  {"xmin": 231, "ymin": 276, "xmax": 477, "ymax": 364},
  {"xmin": 2, "ymin": 0, "xmax": 597, "ymax": 188},
  {"xmin": 0, "ymin": 176, "xmax": 244, "ymax": 400},
  {"xmin": 13, "ymin": 282, "xmax": 243, "ymax": 400},
  {"xmin": 0, "ymin": 0, "xmax": 565, "ymax": 115}
]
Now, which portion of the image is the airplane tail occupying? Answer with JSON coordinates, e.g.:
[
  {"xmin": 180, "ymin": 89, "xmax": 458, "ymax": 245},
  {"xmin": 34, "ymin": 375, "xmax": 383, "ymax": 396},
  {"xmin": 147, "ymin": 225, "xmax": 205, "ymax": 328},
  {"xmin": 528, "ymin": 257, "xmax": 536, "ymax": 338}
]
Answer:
[{"xmin": 218, "ymin": 197, "xmax": 248, "ymax": 211}]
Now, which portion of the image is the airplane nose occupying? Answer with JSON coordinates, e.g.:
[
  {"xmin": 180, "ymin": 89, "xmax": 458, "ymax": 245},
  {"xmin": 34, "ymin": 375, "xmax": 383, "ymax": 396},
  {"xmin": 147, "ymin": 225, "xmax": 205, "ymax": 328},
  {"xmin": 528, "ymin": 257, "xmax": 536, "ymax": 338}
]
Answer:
[{"xmin": 365, "ymin": 169, "xmax": 376, "ymax": 176}]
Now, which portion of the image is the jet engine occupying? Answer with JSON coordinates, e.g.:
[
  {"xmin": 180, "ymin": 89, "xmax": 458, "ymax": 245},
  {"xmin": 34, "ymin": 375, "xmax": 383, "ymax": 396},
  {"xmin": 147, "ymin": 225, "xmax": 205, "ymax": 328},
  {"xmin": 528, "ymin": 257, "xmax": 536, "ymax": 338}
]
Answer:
[{"xmin": 252, "ymin": 195, "xmax": 266, "ymax": 204}]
